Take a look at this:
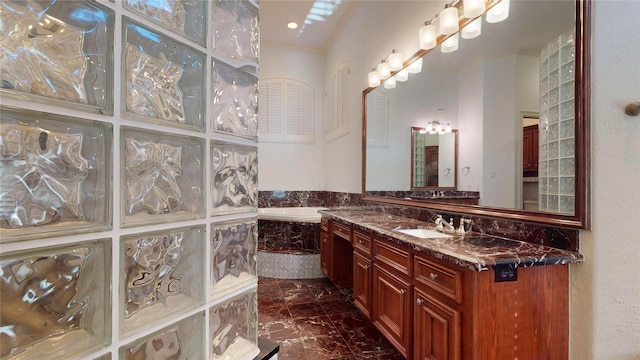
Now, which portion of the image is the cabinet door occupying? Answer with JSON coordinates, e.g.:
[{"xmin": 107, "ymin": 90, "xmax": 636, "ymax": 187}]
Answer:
[
  {"xmin": 372, "ymin": 264, "xmax": 412, "ymax": 358},
  {"xmin": 320, "ymin": 230, "xmax": 332, "ymax": 279},
  {"xmin": 414, "ymin": 289, "xmax": 461, "ymax": 360},
  {"xmin": 353, "ymin": 252, "xmax": 372, "ymax": 318}
]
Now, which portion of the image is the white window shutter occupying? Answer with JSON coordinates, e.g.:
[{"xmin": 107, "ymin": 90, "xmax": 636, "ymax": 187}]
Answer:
[
  {"xmin": 366, "ymin": 90, "xmax": 388, "ymax": 147},
  {"xmin": 258, "ymin": 78, "xmax": 314, "ymax": 143}
]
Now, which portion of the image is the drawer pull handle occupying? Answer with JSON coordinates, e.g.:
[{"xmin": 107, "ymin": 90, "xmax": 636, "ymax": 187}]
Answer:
[
  {"xmin": 359, "ymin": 239, "xmax": 363, "ymax": 244},
  {"xmin": 400, "ymin": 289, "xmax": 406, "ymax": 295},
  {"xmin": 429, "ymin": 273, "xmax": 438, "ymax": 280},
  {"xmin": 364, "ymin": 264, "xmax": 369, "ymax": 270},
  {"xmin": 416, "ymin": 298, "xmax": 424, "ymax": 305}
]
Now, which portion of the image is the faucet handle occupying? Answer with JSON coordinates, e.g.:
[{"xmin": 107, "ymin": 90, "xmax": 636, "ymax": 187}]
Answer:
[
  {"xmin": 435, "ymin": 214, "xmax": 444, "ymax": 230},
  {"xmin": 456, "ymin": 218, "xmax": 471, "ymax": 234}
]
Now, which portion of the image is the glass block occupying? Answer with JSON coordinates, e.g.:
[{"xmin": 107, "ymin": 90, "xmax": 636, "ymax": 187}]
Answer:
[
  {"xmin": 549, "ymin": 105, "xmax": 559, "ymax": 124},
  {"xmin": 561, "ymin": 81, "xmax": 574, "ymax": 102},
  {"xmin": 561, "ymin": 41, "xmax": 575, "ymax": 64},
  {"xmin": 120, "ymin": 226, "xmax": 205, "ymax": 336},
  {"xmin": 209, "ymin": 290, "xmax": 259, "ymax": 360},
  {"xmin": 212, "ymin": 60, "xmax": 258, "ymax": 139},
  {"xmin": 540, "ymin": 177, "xmax": 548, "ymax": 193},
  {"xmin": 548, "ymin": 159, "xmax": 559, "ymax": 176},
  {"xmin": 548, "ymin": 177, "xmax": 559, "ymax": 194},
  {"xmin": 211, "ymin": 219, "xmax": 258, "ymax": 300},
  {"xmin": 549, "ymin": 69, "xmax": 559, "ymax": 90},
  {"xmin": 94, "ymin": 354, "xmax": 111, "ymax": 360},
  {"xmin": 548, "ymin": 195, "xmax": 559, "ymax": 212},
  {"xmin": 0, "ymin": 108, "xmax": 112, "ymax": 242},
  {"xmin": 560, "ymin": 158, "xmax": 575, "ymax": 176},
  {"xmin": 212, "ymin": 0, "xmax": 259, "ymax": 63},
  {"xmin": 561, "ymin": 100, "xmax": 575, "ymax": 120},
  {"xmin": 561, "ymin": 62, "xmax": 575, "ymax": 82},
  {"xmin": 560, "ymin": 138, "xmax": 575, "ymax": 157},
  {"xmin": 0, "ymin": 239, "xmax": 111, "ymax": 359},
  {"xmin": 548, "ymin": 141, "xmax": 559, "ymax": 159},
  {"xmin": 560, "ymin": 119, "xmax": 575, "ymax": 138},
  {"xmin": 540, "ymin": 95, "xmax": 549, "ymax": 114},
  {"xmin": 560, "ymin": 177, "xmax": 575, "ymax": 195},
  {"xmin": 540, "ymin": 75, "xmax": 548, "ymax": 95},
  {"xmin": 549, "ymin": 36, "xmax": 560, "ymax": 54},
  {"xmin": 539, "ymin": 160, "xmax": 548, "ymax": 178},
  {"xmin": 124, "ymin": 0, "xmax": 207, "ymax": 46},
  {"xmin": 211, "ymin": 141, "xmax": 258, "ymax": 215},
  {"xmin": 121, "ymin": 126, "xmax": 205, "ymax": 227},
  {"xmin": 549, "ymin": 51, "xmax": 559, "ymax": 71},
  {"xmin": 539, "ymin": 194, "xmax": 547, "ymax": 209},
  {"xmin": 123, "ymin": 19, "xmax": 206, "ymax": 131},
  {"xmin": 559, "ymin": 195, "xmax": 575, "ymax": 214},
  {"xmin": 548, "ymin": 123, "xmax": 559, "ymax": 141},
  {"xmin": 120, "ymin": 312, "xmax": 205, "ymax": 360},
  {"xmin": 549, "ymin": 87, "xmax": 559, "ymax": 106},
  {"xmin": 540, "ymin": 45, "xmax": 548, "ymax": 61},
  {"xmin": 0, "ymin": 1, "xmax": 114, "ymax": 114}
]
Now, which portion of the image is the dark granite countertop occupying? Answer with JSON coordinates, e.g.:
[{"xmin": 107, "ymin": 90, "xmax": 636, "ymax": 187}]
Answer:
[{"xmin": 319, "ymin": 209, "xmax": 583, "ymax": 272}]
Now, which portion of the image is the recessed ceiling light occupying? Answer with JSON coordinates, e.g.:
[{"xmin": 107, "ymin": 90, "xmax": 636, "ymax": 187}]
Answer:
[{"xmin": 287, "ymin": 22, "xmax": 298, "ymax": 29}]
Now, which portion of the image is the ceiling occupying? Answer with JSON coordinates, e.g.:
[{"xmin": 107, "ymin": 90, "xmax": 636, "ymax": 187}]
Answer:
[{"xmin": 259, "ymin": 0, "xmax": 353, "ymax": 51}]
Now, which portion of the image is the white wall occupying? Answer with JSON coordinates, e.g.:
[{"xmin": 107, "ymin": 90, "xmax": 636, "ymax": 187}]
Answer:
[
  {"xmin": 258, "ymin": 46, "xmax": 326, "ymax": 190},
  {"xmin": 570, "ymin": 1, "xmax": 640, "ymax": 358},
  {"xmin": 458, "ymin": 61, "xmax": 485, "ymax": 192},
  {"xmin": 481, "ymin": 55, "xmax": 520, "ymax": 208}
]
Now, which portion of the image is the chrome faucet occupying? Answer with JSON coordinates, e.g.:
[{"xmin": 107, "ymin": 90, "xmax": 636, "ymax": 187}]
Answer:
[{"xmin": 435, "ymin": 215, "xmax": 455, "ymax": 231}]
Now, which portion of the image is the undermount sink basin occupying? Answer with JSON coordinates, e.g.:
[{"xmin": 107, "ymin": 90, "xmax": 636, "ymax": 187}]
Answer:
[{"xmin": 394, "ymin": 228, "xmax": 453, "ymax": 239}]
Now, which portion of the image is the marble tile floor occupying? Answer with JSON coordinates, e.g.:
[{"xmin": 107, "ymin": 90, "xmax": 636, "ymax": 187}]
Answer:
[{"xmin": 258, "ymin": 277, "xmax": 404, "ymax": 360}]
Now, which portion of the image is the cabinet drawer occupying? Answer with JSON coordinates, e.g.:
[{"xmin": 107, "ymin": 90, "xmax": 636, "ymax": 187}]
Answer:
[
  {"xmin": 353, "ymin": 229, "xmax": 372, "ymax": 256},
  {"xmin": 373, "ymin": 239, "xmax": 411, "ymax": 276},
  {"xmin": 333, "ymin": 221, "xmax": 352, "ymax": 241},
  {"xmin": 321, "ymin": 217, "xmax": 329, "ymax": 231},
  {"xmin": 414, "ymin": 254, "xmax": 463, "ymax": 304}
]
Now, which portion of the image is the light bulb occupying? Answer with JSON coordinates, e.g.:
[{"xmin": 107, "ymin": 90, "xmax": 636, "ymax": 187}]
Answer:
[
  {"xmin": 408, "ymin": 58, "xmax": 423, "ymax": 73},
  {"xmin": 396, "ymin": 69, "xmax": 409, "ymax": 82},
  {"xmin": 388, "ymin": 50, "xmax": 403, "ymax": 71},
  {"xmin": 377, "ymin": 61, "xmax": 391, "ymax": 80},
  {"xmin": 462, "ymin": 17, "xmax": 482, "ymax": 39},
  {"xmin": 486, "ymin": 0, "xmax": 510, "ymax": 23},
  {"xmin": 368, "ymin": 68, "xmax": 381, "ymax": 87},
  {"xmin": 438, "ymin": 6, "xmax": 459, "ymax": 36},
  {"xmin": 463, "ymin": 0, "xmax": 486, "ymax": 19},
  {"xmin": 419, "ymin": 23, "xmax": 437, "ymax": 50},
  {"xmin": 383, "ymin": 77, "xmax": 396, "ymax": 89},
  {"xmin": 441, "ymin": 33, "xmax": 459, "ymax": 53}
]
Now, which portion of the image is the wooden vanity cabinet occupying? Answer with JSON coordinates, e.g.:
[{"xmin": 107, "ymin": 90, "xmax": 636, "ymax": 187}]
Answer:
[
  {"xmin": 523, "ymin": 124, "xmax": 539, "ymax": 174},
  {"xmin": 321, "ymin": 217, "xmax": 570, "ymax": 360}
]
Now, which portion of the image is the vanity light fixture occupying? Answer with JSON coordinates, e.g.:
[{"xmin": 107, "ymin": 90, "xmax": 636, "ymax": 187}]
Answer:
[
  {"xmin": 463, "ymin": 0, "xmax": 486, "ymax": 18},
  {"xmin": 407, "ymin": 57, "xmax": 423, "ymax": 73},
  {"xmin": 383, "ymin": 76, "xmax": 396, "ymax": 89},
  {"xmin": 461, "ymin": 16, "xmax": 482, "ymax": 39},
  {"xmin": 388, "ymin": 50, "xmax": 404, "ymax": 71},
  {"xmin": 441, "ymin": 33, "xmax": 459, "ymax": 53},
  {"xmin": 396, "ymin": 68, "xmax": 409, "ymax": 82},
  {"xmin": 419, "ymin": 22, "xmax": 437, "ymax": 50},
  {"xmin": 426, "ymin": 121, "xmax": 452, "ymax": 134},
  {"xmin": 377, "ymin": 59, "xmax": 391, "ymax": 80},
  {"xmin": 438, "ymin": 5, "xmax": 459, "ymax": 36},
  {"xmin": 486, "ymin": 0, "xmax": 510, "ymax": 23},
  {"xmin": 368, "ymin": 67, "xmax": 381, "ymax": 87}
]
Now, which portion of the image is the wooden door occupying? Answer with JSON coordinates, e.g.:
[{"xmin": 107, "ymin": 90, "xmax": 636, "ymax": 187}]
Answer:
[{"xmin": 425, "ymin": 146, "xmax": 439, "ymax": 187}]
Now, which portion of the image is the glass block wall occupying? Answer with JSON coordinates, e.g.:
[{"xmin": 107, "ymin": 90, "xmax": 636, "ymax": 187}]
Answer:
[
  {"xmin": 538, "ymin": 30, "xmax": 576, "ymax": 214},
  {"xmin": 0, "ymin": 0, "xmax": 260, "ymax": 359}
]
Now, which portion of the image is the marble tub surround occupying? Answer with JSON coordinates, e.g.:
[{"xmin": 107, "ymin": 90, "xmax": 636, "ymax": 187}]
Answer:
[
  {"xmin": 258, "ymin": 191, "xmax": 364, "ymax": 208},
  {"xmin": 320, "ymin": 209, "xmax": 583, "ymax": 272},
  {"xmin": 258, "ymin": 220, "xmax": 321, "ymax": 254}
]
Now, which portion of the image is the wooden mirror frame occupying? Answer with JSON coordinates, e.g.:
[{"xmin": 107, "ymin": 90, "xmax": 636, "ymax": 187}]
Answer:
[{"xmin": 361, "ymin": 0, "xmax": 590, "ymax": 229}]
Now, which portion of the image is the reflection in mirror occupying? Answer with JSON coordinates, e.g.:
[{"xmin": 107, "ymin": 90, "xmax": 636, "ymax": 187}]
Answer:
[
  {"xmin": 362, "ymin": 0, "xmax": 590, "ymax": 228},
  {"xmin": 411, "ymin": 128, "xmax": 457, "ymax": 190}
]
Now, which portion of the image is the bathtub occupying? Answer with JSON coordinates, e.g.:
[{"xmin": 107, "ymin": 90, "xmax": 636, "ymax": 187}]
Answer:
[
  {"xmin": 257, "ymin": 207, "xmax": 328, "ymax": 279},
  {"xmin": 257, "ymin": 207, "xmax": 327, "ymax": 223}
]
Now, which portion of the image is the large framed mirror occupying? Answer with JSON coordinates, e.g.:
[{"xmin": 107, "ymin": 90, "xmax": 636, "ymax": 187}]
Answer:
[{"xmin": 362, "ymin": 0, "xmax": 590, "ymax": 228}]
